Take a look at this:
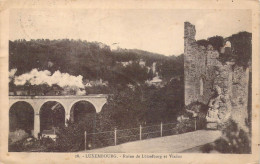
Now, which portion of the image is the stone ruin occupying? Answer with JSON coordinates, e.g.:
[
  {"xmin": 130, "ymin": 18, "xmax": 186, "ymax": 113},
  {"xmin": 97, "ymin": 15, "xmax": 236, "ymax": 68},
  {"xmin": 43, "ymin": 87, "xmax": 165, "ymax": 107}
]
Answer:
[{"xmin": 184, "ymin": 22, "xmax": 251, "ymax": 130}]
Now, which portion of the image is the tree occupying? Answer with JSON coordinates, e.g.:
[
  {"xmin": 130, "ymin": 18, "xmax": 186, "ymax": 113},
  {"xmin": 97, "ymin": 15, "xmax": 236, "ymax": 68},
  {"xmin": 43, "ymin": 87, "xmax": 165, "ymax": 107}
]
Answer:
[
  {"xmin": 207, "ymin": 36, "xmax": 224, "ymax": 51},
  {"xmin": 226, "ymin": 32, "xmax": 252, "ymax": 67},
  {"xmin": 197, "ymin": 39, "xmax": 210, "ymax": 48}
]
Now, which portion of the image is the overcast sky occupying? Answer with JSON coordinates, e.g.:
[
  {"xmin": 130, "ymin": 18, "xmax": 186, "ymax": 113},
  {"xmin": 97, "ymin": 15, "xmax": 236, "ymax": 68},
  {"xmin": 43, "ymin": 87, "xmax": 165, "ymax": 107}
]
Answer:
[{"xmin": 10, "ymin": 9, "xmax": 251, "ymax": 56}]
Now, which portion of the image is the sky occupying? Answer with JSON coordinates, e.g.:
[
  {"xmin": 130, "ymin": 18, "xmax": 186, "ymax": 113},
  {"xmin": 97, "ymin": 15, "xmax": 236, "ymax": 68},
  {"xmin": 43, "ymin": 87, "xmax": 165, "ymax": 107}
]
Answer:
[{"xmin": 10, "ymin": 9, "xmax": 251, "ymax": 56}]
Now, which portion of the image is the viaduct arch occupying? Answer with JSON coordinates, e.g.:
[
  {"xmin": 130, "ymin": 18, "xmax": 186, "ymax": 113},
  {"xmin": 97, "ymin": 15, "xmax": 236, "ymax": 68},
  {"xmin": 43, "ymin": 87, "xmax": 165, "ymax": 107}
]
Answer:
[{"xmin": 9, "ymin": 95, "xmax": 108, "ymax": 137}]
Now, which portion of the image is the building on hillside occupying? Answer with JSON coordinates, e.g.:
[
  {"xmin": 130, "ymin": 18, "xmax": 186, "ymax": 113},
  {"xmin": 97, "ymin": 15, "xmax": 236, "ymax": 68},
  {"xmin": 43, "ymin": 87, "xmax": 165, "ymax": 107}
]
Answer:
[
  {"xmin": 152, "ymin": 62, "xmax": 156, "ymax": 74},
  {"xmin": 139, "ymin": 59, "xmax": 146, "ymax": 67},
  {"xmin": 117, "ymin": 61, "xmax": 133, "ymax": 67},
  {"xmin": 145, "ymin": 73, "xmax": 163, "ymax": 88}
]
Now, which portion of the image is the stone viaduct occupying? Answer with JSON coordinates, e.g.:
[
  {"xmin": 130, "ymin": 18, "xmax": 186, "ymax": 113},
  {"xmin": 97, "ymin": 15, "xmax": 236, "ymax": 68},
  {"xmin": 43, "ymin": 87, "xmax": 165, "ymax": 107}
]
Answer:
[{"xmin": 9, "ymin": 95, "xmax": 108, "ymax": 137}]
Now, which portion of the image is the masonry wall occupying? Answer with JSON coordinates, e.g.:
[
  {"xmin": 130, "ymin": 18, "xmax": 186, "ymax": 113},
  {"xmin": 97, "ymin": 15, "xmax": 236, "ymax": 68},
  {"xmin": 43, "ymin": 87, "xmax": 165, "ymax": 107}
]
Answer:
[
  {"xmin": 184, "ymin": 22, "xmax": 250, "ymax": 129},
  {"xmin": 184, "ymin": 22, "xmax": 212, "ymax": 105},
  {"xmin": 231, "ymin": 66, "xmax": 250, "ymax": 129}
]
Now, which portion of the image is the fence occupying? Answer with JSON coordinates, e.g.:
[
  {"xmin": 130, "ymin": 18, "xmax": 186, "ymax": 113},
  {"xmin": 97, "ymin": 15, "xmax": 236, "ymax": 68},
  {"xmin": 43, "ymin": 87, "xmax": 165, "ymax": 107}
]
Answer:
[{"xmin": 83, "ymin": 118, "xmax": 197, "ymax": 150}]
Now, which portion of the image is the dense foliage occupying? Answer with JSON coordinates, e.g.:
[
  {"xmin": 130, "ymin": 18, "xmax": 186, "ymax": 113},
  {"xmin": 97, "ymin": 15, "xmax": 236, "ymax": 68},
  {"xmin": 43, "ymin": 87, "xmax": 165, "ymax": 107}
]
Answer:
[
  {"xmin": 196, "ymin": 32, "xmax": 252, "ymax": 68},
  {"xmin": 197, "ymin": 36, "xmax": 224, "ymax": 51},
  {"xmin": 103, "ymin": 78, "xmax": 184, "ymax": 129},
  {"xmin": 224, "ymin": 32, "xmax": 252, "ymax": 68}
]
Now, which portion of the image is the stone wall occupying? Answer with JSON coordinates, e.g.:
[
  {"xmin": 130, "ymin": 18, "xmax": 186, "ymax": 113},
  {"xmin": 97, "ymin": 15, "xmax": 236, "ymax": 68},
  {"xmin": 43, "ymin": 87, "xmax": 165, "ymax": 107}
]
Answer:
[
  {"xmin": 231, "ymin": 66, "xmax": 250, "ymax": 129},
  {"xmin": 184, "ymin": 22, "xmax": 207, "ymax": 105},
  {"xmin": 184, "ymin": 22, "xmax": 250, "ymax": 129}
]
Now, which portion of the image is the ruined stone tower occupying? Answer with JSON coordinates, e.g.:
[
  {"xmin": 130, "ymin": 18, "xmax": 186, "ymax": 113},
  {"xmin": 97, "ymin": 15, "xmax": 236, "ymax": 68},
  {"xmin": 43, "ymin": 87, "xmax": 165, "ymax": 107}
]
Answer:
[{"xmin": 184, "ymin": 22, "xmax": 250, "ymax": 129}]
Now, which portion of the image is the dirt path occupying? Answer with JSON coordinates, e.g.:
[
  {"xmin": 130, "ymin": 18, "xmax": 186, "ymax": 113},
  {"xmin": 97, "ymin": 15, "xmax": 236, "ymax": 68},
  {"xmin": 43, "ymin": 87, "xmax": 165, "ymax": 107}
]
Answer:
[{"xmin": 85, "ymin": 130, "xmax": 222, "ymax": 153}]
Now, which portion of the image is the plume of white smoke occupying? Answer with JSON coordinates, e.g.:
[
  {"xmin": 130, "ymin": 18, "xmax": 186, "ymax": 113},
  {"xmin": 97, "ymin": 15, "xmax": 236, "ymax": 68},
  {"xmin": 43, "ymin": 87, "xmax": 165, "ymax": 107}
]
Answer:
[
  {"xmin": 9, "ymin": 68, "xmax": 17, "ymax": 82},
  {"xmin": 13, "ymin": 69, "xmax": 86, "ymax": 95},
  {"xmin": 14, "ymin": 69, "xmax": 51, "ymax": 86}
]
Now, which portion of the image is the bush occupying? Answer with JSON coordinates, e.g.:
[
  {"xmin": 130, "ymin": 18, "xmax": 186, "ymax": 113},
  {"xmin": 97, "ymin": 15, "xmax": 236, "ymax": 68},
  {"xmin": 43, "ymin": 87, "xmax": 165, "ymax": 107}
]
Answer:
[
  {"xmin": 175, "ymin": 119, "xmax": 194, "ymax": 134},
  {"xmin": 54, "ymin": 121, "xmax": 88, "ymax": 152},
  {"xmin": 200, "ymin": 143, "xmax": 214, "ymax": 153},
  {"xmin": 185, "ymin": 101, "xmax": 208, "ymax": 129},
  {"xmin": 200, "ymin": 119, "xmax": 251, "ymax": 154},
  {"xmin": 9, "ymin": 136, "xmax": 55, "ymax": 152},
  {"xmin": 214, "ymin": 119, "xmax": 251, "ymax": 153},
  {"xmin": 9, "ymin": 129, "xmax": 30, "ymax": 144}
]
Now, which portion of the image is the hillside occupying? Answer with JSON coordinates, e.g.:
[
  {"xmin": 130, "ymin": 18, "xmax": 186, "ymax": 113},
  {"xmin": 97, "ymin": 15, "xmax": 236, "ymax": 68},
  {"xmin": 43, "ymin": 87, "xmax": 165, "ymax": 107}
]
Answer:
[{"xmin": 9, "ymin": 39, "xmax": 183, "ymax": 86}]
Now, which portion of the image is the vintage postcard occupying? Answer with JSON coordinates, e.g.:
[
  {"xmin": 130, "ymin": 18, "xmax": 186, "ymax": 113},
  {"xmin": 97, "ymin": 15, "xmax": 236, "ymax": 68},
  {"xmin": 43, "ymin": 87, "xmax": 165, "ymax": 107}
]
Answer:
[{"xmin": 0, "ymin": 0, "xmax": 259, "ymax": 163}]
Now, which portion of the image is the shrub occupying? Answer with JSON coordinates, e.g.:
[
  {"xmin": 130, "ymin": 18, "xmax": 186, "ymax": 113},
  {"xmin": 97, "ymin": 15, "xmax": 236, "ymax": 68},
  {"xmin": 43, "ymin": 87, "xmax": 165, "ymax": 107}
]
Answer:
[
  {"xmin": 175, "ymin": 119, "xmax": 194, "ymax": 134},
  {"xmin": 54, "ymin": 121, "xmax": 87, "ymax": 152},
  {"xmin": 9, "ymin": 129, "xmax": 29, "ymax": 144},
  {"xmin": 213, "ymin": 119, "xmax": 251, "ymax": 154},
  {"xmin": 185, "ymin": 101, "xmax": 208, "ymax": 129},
  {"xmin": 200, "ymin": 119, "xmax": 251, "ymax": 154},
  {"xmin": 200, "ymin": 143, "xmax": 214, "ymax": 153},
  {"xmin": 9, "ymin": 136, "xmax": 55, "ymax": 152}
]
